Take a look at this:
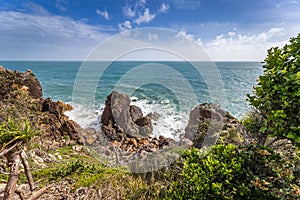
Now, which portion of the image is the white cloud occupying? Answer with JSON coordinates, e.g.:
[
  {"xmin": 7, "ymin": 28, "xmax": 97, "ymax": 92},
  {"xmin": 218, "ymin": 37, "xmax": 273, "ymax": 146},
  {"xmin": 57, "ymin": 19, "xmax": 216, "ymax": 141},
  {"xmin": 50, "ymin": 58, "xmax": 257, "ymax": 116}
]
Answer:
[
  {"xmin": 203, "ymin": 28, "xmax": 288, "ymax": 61},
  {"xmin": 23, "ymin": 2, "xmax": 50, "ymax": 15},
  {"xmin": 136, "ymin": 0, "xmax": 147, "ymax": 8},
  {"xmin": 175, "ymin": 31, "xmax": 195, "ymax": 42},
  {"xmin": 275, "ymin": 0, "xmax": 298, "ymax": 7},
  {"xmin": 148, "ymin": 33, "xmax": 159, "ymax": 40},
  {"xmin": 118, "ymin": 20, "xmax": 132, "ymax": 32},
  {"xmin": 55, "ymin": 0, "xmax": 67, "ymax": 11},
  {"xmin": 172, "ymin": 0, "xmax": 200, "ymax": 10},
  {"xmin": 96, "ymin": 9, "xmax": 110, "ymax": 20},
  {"xmin": 0, "ymin": 11, "xmax": 111, "ymax": 60},
  {"xmin": 135, "ymin": 8, "xmax": 155, "ymax": 25},
  {"xmin": 159, "ymin": 3, "xmax": 170, "ymax": 13},
  {"xmin": 123, "ymin": 5, "xmax": 135, "ymax": 18}
]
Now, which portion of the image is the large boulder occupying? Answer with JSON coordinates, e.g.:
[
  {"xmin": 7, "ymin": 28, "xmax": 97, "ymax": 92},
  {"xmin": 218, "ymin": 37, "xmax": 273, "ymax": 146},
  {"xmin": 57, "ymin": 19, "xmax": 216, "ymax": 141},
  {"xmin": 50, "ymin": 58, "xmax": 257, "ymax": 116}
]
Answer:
[
  {"xmin": 184, "ymin": 103, "xmax": 250, "ymax": 148},
  {"xmin": 101, "ymin": 91, "xmax": 153, "ymax": 138}
]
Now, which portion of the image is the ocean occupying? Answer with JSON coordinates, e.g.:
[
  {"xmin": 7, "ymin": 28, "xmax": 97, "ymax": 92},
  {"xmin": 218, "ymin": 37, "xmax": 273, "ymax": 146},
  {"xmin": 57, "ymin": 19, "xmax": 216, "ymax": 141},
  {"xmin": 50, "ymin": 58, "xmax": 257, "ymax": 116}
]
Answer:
[{"xmin": 1, "ymin": 61, "xmax": 263, "ymax": 139}]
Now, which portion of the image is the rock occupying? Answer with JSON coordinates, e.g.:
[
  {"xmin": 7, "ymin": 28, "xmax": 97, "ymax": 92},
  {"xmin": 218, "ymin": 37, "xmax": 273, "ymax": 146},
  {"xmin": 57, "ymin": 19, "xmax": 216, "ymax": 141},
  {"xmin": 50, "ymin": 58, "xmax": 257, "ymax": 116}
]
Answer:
[
  {"xmin": 42, "ymin": 98, "xmax": 63, "ymax": 118},
  {"xmin": 72, "ymin": 145, "xmax": 84, "ymax": 152},
  {"xmin": 183, "ymin": 103, "xmax": 249, "ymax": 148},
  {"xmin": 57, "ymin": 100, "xmax": 73, "ymax": 113},
  {"xmin": 111, "ymin": 140, "xmax": 120, "ymax": 147},
  {"xmin": 105, "ymin": 149, "xmax": 112, "ymax": 156},
  {"xmin": 147, "ymin": 112, "xmax": 160, "ymax": 121},
  {"xmin": 23, "ymin": 69, "xmax": 43, "ymax": 99},
  {"xmin": 40, "ymin": 97, "xmax": 82, "ymax": 144},
  {"xmin": 129, "ymin": 138, "xmax": 138, "ymax": 147},
  {"xmin": 135, "ymin": 116, "xmax": 151, "ymax": 126},
  {"xmin": 130, "ymin": 105, "xmax": 143, "ymax": 122},
  {"xmin": 101, "ymin": 91, "xmax": 153, "ymax": 138},
  {"xmin": 0, "ymin": 66, "xmax": 42, "ymax": 101},
  {"xmin": 0, "ymin": 65, "xmax": 5, "ymax": 72},
  {"xmin": 81, "ymin": 128, "xmax": 97, "ymax": 145}
]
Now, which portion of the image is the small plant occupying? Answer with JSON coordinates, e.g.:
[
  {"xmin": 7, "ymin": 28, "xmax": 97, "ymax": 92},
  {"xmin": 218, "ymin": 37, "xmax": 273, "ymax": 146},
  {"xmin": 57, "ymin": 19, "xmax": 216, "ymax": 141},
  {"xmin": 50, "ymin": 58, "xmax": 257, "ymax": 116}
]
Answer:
[
  {"xmin": 51, "ymin": 160, "xmax": 96, "ymax": 179},
  {"xmin": 0, "ymin": 119, "xmax": 34, "ymax": 147}
]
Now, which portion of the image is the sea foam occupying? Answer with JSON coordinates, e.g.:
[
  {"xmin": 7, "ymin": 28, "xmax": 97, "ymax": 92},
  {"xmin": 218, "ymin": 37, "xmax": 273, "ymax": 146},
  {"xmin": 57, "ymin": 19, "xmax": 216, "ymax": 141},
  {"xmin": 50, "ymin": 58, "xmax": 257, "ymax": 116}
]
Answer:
[{"xmin": 65, "ymin": 97, "xmax": 188, "ymax": 140}]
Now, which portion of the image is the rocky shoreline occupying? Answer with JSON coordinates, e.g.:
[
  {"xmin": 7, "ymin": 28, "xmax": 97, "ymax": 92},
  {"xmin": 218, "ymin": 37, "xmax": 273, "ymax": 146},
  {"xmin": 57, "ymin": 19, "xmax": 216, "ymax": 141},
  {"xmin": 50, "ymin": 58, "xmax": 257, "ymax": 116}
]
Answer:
[{"xmin": 0, "ymin": 66, "xmax": 250, "ymax": 199}]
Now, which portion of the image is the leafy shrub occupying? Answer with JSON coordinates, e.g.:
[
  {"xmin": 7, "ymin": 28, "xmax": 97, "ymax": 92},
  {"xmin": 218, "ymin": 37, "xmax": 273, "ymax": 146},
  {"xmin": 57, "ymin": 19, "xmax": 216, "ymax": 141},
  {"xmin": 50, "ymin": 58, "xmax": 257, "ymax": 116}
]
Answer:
[
  {"xmin": 166, "ymin": 144, "xmax": 300, "ymax": 200},
  {"xmin": 0, "ymin": 119, "xmax": 35, "ymax": 146},
  {"xmin": 247, "ymin": 34, "xmax": 300, "ymax": 147}
]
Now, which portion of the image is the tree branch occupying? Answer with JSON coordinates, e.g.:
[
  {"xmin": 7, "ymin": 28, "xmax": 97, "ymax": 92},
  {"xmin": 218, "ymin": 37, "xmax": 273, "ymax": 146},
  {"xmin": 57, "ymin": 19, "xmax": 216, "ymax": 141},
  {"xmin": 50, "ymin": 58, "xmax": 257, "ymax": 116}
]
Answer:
[
  {"xmin": 20, "ymin": 150, "xmax": 35, "ymax": 191},
  {"xmin": 3, "ymin": 152, "xmax": 21, "ymax": 200}
]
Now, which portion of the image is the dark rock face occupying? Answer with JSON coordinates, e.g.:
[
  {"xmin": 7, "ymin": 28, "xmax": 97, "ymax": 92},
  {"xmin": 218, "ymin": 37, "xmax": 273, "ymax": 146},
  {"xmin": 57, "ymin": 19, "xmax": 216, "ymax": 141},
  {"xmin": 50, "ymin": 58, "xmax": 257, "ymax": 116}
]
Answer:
[
  {"xmin": 96, "ymin": 91, "xmax": 175, "ymax": 158},
  {"xmin": 41, "ymin": 98, "xmax": 82, "ymax": 144},
  {"xmin": 130, "ymin": 105, "xmax": 143, "ymax": 122},
  {"xmin": 23, "ymin": 70, "xmax": 42, "ymax": 99},
  {"xmin": 184, "ymin": 103, "xmax": 249, "ymax": 148},
  {"xmin": 101, "ymin": 91, "xmax": 153, "ymax": 138}
]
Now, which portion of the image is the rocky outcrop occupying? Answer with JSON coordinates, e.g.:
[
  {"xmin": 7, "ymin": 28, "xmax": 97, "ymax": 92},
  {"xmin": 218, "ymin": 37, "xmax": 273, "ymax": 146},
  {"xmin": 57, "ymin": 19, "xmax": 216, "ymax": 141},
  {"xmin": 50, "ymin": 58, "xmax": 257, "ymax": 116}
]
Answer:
[
  {"xmin": 184, "ymin": 103, "xmax": 250, "ymax": 148},
  {"xmin": 40, "ymin": 98, "xmax": 82, "ymax": 144},
  {"xmin": 101, "ymin": 91, "xmax": 153, "ymax": 138},
  {"xmin": 82, "ymin": 91, "xmax": 175, "ymax": 163},
  {"xmin": 0, "ymin": 67, "xmax": 42, "ymax": 101},
  {"xmin": 0, "ymin": 66, "xmax": 82, "ymax": 145}
]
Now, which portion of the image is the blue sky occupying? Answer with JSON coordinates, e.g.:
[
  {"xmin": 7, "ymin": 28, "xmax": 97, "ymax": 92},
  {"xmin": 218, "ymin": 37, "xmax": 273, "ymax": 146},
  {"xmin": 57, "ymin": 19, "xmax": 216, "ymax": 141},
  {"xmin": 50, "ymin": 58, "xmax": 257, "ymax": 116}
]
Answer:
[{"xmin": 0, "ymin": 0, "xmax": 299, "ymax": 60}]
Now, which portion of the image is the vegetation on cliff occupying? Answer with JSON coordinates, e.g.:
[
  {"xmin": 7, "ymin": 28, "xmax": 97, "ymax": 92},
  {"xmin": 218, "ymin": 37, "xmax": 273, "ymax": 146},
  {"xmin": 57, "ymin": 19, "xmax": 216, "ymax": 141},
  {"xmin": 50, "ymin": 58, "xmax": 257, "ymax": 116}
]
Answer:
[
  {"xmin": 165, "ymin": 33, "xmax": 300, "ymax": 200},
  {"xmin": 0, "ymin": 34, "xmax": 299, "ymax": 199}
]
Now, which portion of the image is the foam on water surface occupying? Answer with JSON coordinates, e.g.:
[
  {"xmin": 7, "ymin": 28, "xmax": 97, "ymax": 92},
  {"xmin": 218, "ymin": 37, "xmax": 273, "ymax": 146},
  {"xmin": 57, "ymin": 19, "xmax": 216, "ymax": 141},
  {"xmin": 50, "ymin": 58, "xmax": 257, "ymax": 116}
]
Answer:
[{"xmin": 65, "ymin": 96, "xmax": 189, "ymax": 140}]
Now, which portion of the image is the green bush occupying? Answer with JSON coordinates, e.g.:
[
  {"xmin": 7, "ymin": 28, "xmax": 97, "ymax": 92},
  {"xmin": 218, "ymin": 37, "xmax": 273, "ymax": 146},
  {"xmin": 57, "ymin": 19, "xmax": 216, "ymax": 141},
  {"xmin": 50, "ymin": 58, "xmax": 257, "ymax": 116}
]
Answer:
[
  {"xmin": 166, "ymin": 144, "xmax": 300, "ymax": 200},
  {"xmin": 247, "ymin": 34, "xmax": 300, "ymax": 147},
  {"xmin": 0, "ymin": 119, "xmax": 35, "ymax": 147}
]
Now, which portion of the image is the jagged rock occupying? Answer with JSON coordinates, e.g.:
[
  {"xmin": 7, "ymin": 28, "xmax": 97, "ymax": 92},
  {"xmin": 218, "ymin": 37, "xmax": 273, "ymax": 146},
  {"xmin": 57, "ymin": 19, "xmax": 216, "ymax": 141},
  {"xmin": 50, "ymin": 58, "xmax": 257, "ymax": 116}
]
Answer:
[
  {"xmin": 42, "ymin": 98, "xmax": 63, "ymax": 119},
  {"xmin": 101, "ymin": 91, "xmax": 153, "ymax": 138},
  {"xmin": 130, "ymin": 105, "xmax": 143, "ymax": 122},
  {"xmin": 23, "ymin": 69, "xmax": 43, "ymax": 99},
  {"xmin": 0, "ymin": 67, "xmax": 42, "ymax": 101},
  {"xmin": 183, "ymin": 103, "xmax": 249, "ymax": 148},
  {"xmin": 147, "ymin": 112, "xmax": 160, "ymax": 121},
  {"xmin": 57, "ymin": 100, "xmax": 73, "ymax": 113},
  {"xmin": 40, "ymin": 97, "xmax": 82, "ymax": 144}
]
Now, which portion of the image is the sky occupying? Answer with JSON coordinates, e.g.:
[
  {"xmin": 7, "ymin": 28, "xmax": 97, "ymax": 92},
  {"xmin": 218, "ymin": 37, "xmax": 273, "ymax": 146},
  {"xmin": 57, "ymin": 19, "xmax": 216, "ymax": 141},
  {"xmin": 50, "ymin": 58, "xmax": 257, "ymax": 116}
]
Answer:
[{"xmin": 0, "ymin": 0, "xmax": 299, "ymax": 61}]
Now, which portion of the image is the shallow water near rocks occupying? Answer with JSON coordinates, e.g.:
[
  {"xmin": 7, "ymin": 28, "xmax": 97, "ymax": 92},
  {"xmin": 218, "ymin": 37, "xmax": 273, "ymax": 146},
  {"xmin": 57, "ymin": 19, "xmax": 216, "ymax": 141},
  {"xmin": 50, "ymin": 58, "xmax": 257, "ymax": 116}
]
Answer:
[{"xmin": 2, "ymin": 61, "xmax": 263, "ymax": 139}]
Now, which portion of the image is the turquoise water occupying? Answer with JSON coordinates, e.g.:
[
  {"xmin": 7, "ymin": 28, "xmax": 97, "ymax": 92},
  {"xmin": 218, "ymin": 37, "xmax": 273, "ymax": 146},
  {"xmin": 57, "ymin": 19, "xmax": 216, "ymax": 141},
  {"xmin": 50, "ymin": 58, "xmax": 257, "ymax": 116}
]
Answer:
[{"xmin": 1, "ymin": 61, "xmax": 263, "ymax": 138}]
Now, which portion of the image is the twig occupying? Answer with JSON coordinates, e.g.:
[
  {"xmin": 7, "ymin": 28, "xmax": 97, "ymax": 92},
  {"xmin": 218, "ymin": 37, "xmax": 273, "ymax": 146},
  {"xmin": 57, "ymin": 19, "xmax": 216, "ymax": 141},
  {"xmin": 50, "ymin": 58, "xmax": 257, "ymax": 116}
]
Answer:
[
  {"xmin": 20, "ymin": 150, "xmax": 35, "ymax": 191},
  {"xmin": 3, "ymin": 152, "xmax": 21, "ymax": 200},
  {"xmin": 0, "ymin": 141, "xmax": 22, "ymax": 157},
  {"xmin": 15, "ymin": 187, "xmax": 26, "ymax": 200},
  {"xmin": 26, "ymin": 185, "xmax": 51, "ymax": 200}
]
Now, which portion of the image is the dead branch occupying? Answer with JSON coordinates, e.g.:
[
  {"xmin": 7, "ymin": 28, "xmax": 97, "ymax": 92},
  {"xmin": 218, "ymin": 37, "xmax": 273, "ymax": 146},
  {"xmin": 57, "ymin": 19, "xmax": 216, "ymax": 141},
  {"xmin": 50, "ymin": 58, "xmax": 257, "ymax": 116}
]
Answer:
[
  {"xmin": 3, "ymin": 152, "xmax": 21, "ymax": 200},
  {"xmin": 15, "ymin": 187, "xmax": 26, "ymax": 200},
  {"xmin": 0, "ymin": 141, "xmax": 22, "ymax": 157},
  {"xmin": 20, "ymin": 150, "xmax": 35, "ymax": 191},
  {"xmin": 26, "ymin": 185, "xmax": 51, "ymax": 200}
]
